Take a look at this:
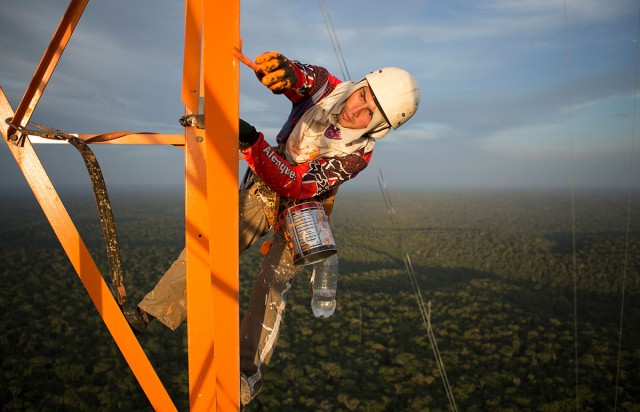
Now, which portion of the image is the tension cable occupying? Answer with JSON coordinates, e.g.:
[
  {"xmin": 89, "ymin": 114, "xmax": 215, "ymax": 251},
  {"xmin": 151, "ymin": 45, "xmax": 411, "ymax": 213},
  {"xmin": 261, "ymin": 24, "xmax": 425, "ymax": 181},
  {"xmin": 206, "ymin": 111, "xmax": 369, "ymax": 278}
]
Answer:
[{"xmin": 315, "ymin": 2, "xmax": 458, "ymax": 410}]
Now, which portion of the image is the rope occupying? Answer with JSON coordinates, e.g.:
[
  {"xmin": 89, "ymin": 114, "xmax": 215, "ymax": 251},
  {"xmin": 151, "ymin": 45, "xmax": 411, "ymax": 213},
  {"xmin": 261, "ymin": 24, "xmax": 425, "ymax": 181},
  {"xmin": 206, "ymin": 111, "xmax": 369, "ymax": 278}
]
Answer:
[
  {"xmin": 316, "ymin": 0, "xmax": 351, "ymax": 81},
  {"xmin": 613, "ymin": 2, "xmax": 640, "ymax": 409},
  {"xmin": 4, "ymin": 118, "xmax": 127, "ymax": 305},
  {"xmin": 376, "ymin": 164, "xmax": 458, "ymax": 412},
  {"xmin": 315, "ymin": 3, "xmax": 457, "ymax": 409},
  {"xmin": 561, "ymin": 2, "xmax": 580, "ymax": 409}
]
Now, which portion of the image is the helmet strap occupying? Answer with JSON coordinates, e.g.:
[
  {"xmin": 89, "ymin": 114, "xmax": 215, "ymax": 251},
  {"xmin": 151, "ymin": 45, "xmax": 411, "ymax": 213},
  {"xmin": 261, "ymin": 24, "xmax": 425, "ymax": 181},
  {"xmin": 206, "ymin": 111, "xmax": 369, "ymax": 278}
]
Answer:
[
  {"xmin": 370, "ymin": 88, "xmax": 391, "ymax": 126},
  {"xmin": 369, "ymin": 124, "xmax": 391, "ymax": 135}
]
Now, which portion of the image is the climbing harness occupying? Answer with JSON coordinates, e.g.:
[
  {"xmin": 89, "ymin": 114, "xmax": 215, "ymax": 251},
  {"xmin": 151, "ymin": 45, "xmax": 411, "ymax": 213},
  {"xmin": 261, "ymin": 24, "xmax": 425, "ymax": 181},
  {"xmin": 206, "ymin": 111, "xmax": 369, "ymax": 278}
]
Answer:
[
  {"xmin": 241, "ymin": 172, "xmax": 281, "ymax": 229},
  {"xmin": 5, "ymin": 118, "xmax": 127, "ymax": 305}
]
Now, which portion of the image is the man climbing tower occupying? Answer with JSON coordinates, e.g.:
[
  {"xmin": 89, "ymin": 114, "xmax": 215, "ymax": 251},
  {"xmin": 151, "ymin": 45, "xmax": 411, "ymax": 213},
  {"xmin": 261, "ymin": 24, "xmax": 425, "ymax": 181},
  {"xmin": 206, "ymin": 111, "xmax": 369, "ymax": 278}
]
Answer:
[{"xmin": 124, "ymin": 50, "xmax": 420, "ymax": 406}]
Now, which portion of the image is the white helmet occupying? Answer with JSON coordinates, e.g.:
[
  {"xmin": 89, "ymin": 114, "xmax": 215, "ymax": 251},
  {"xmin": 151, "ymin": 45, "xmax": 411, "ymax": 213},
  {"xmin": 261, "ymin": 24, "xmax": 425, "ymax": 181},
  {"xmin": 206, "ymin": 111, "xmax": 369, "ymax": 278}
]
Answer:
[{"xmin": 365, "ymin": 67, "xmax": 420, "ymax": 133}]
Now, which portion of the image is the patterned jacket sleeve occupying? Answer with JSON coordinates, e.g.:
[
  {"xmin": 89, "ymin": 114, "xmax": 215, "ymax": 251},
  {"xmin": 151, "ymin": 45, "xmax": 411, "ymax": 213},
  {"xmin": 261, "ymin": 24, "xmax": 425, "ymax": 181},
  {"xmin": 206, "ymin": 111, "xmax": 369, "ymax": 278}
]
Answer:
[
  {"xmin": 241, "ymin": 133, "xmax": 372, "ymax": 200},
  {"xmin": 283, "ymin": 61, "xmax": 341, "ymax": 104}
]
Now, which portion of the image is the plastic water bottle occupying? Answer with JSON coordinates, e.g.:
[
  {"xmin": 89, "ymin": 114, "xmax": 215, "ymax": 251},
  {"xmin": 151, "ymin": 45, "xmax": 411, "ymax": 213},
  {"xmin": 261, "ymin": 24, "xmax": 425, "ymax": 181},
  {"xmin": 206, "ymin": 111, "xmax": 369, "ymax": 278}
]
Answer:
[{"xmin": 311, "ymin": 254, "xmax": 339, "ymax": 318}]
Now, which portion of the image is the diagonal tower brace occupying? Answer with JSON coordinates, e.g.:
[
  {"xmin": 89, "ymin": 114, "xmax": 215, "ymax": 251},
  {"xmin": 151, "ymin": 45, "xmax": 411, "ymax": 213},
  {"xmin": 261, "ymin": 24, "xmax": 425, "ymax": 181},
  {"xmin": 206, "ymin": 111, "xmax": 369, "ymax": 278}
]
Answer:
[{"xmin": 1, "ymin": 0, "xmax": 240, "ymax": 410}]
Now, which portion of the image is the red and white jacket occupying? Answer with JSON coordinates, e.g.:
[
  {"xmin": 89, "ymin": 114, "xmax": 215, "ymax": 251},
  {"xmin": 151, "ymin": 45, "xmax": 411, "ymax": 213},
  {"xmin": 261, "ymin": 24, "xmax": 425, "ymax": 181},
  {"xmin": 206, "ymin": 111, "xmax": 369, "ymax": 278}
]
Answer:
[{"xmin": 241, "ymin": 61, "xmax": 374, "ymax": 201}]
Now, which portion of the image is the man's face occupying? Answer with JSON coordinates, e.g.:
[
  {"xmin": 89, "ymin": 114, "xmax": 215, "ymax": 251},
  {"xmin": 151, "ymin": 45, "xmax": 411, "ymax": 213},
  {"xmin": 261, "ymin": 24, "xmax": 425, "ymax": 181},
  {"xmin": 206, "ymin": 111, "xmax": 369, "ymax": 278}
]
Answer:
[{"xmin": 337, "ymin": 86, "xmax": 378, "ymax": 130}]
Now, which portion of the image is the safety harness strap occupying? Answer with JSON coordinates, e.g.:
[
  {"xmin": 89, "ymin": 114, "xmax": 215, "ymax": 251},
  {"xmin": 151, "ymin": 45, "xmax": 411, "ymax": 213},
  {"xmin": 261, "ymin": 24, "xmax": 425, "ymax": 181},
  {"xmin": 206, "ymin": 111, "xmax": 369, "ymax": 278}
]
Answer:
[{"xmin": 5, "ymin": 118, "xmax": 127, "ymax": 305}]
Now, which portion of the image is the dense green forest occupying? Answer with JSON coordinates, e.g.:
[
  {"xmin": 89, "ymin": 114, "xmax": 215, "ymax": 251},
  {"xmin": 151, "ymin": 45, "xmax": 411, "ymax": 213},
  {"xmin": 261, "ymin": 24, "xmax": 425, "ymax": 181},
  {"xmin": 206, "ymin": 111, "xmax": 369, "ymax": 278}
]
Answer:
[{"xmin": 1, "ymin": 188, "xmax": 639, "ymax": 411}]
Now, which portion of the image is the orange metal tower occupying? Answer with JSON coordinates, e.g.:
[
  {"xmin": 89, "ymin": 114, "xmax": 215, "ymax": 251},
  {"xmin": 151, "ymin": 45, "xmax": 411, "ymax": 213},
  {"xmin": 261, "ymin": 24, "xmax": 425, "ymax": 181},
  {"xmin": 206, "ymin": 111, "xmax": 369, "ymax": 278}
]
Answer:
[{"xmin": 1, "ymin": 0, "xmax": 240, "ymax": 410}]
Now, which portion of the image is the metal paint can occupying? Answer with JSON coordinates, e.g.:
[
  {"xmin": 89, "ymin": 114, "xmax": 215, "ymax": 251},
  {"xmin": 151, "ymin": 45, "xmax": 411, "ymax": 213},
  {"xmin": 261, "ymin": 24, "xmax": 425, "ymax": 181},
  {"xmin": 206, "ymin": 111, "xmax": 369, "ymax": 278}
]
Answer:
[{"xmin": 280, "ymin": 201, "xmax": 337, "ymax": 266}]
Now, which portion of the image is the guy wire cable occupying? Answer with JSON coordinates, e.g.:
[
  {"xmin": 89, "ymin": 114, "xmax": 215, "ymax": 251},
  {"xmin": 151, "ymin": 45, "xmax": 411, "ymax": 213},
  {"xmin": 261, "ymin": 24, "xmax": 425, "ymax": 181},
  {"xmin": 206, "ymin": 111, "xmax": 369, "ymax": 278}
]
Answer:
[
  {"xmin": 376, "ymin": 162, "xmax": 458, "ymax": 412},
  {"xmin": 315, "ymin": 2, "xmax": 458, "ymax": 410},
  {"xmin": 316, "ymin": 0, "xmax": 350, "ymax": 81},
  {"xmin": 613, "ymin": 1, "xmax": 640, "ymax": 409},
  {"xmin": 562, "ymin": 2, "xmax": 580, "ymax": 409}
]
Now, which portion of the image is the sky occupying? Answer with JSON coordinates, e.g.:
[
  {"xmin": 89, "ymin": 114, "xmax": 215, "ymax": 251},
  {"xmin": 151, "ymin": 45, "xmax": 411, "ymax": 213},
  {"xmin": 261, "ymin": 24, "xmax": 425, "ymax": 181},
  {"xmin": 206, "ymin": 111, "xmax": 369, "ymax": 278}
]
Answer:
[{"xmin": 1, "ymin": 0, "xmax": 639, "ymax": 194}]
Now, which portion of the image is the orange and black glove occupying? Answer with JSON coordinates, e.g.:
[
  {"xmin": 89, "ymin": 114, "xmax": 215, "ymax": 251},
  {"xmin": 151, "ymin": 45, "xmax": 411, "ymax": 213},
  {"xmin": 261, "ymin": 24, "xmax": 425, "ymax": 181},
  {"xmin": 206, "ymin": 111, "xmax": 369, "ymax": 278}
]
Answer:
[{"xmin": 255, "ymin": 51, "xmax": 297, "ymax": 94}]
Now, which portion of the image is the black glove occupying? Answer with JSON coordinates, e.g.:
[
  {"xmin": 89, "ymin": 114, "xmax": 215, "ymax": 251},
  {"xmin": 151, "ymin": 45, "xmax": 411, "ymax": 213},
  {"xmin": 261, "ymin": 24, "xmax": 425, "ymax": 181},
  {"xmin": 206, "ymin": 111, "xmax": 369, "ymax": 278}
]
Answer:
[{"xmin": 239, "ymin": 118, "xmax": 259, "ymax": 150}]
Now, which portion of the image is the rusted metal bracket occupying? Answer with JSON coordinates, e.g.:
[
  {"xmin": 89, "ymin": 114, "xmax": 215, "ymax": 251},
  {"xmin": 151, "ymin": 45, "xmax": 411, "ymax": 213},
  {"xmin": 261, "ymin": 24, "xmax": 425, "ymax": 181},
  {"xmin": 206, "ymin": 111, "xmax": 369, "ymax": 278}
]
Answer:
[{"xmin": 179, "ymin": 113, "xmax": 205, "ymax": 128}]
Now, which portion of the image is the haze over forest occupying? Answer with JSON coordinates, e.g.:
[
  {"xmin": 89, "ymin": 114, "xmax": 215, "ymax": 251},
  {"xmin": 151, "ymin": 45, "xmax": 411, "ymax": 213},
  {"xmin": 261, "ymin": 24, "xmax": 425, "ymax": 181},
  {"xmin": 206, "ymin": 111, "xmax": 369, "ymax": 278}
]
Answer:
[{"xmin": 1, "ymin": 188, "xmax": 638, "ymax": 410}]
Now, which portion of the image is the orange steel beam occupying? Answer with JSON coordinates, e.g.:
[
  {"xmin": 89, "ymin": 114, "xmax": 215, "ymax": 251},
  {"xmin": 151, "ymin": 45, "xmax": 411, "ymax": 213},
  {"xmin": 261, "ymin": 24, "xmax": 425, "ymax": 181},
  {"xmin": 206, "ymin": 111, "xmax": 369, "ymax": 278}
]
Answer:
[
  {"xmin": 184, "ymin": 113, "xmax": 218, "ymax": 410},
  {"xmin": 6, "ymin": 0, "xmax": 241, "ymax": 409},
  {"xmin": 27, "ymin": 133, "xmax": 185, "ymax": 145},
  {"xmin": 79, "ymin": 133, "xmax": 185, "ymax": 145},
  {"xmin": 1, "ymin": 89, "xmax": 177, "ymax": 412},
  {"xmin": 3, "ymin": 1, "xmax": 179, "ymax": 409},
  {"xmin": 203, "ymin": 0, "xmax": 241, "ymax": 404},
  {"xmin": 182, "ymin": 0, "xmax": 240, "ymax": 409},
  {"xmin": 202, "ymin": 0, "xmax": 240, "ymax": 407},
  {"xmin": 7, "ymin": 0, "xmax": 89, "ymax": 141},
  {"xmin": 181, "ymin": 0, "xmax": 202, "ymax": 115},
  {"xmin": 182, "ymin": 0, "xmax": 218, "ymax": 409},
  {"xmin": 182, "ymin": 0, "xmax": 219, "ymax": 409}
]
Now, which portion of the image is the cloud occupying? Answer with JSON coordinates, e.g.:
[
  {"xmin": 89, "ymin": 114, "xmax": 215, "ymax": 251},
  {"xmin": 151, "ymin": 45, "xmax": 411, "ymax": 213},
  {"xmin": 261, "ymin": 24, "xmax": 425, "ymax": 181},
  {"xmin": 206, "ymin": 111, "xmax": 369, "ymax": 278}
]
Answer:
[
  {"xmin": 378, "ymin": 122, "xmax": 448, "ymax": 145},
  {"xmin": 2, "ymin": 0, "xmax": 638, "ymax": 191}
]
